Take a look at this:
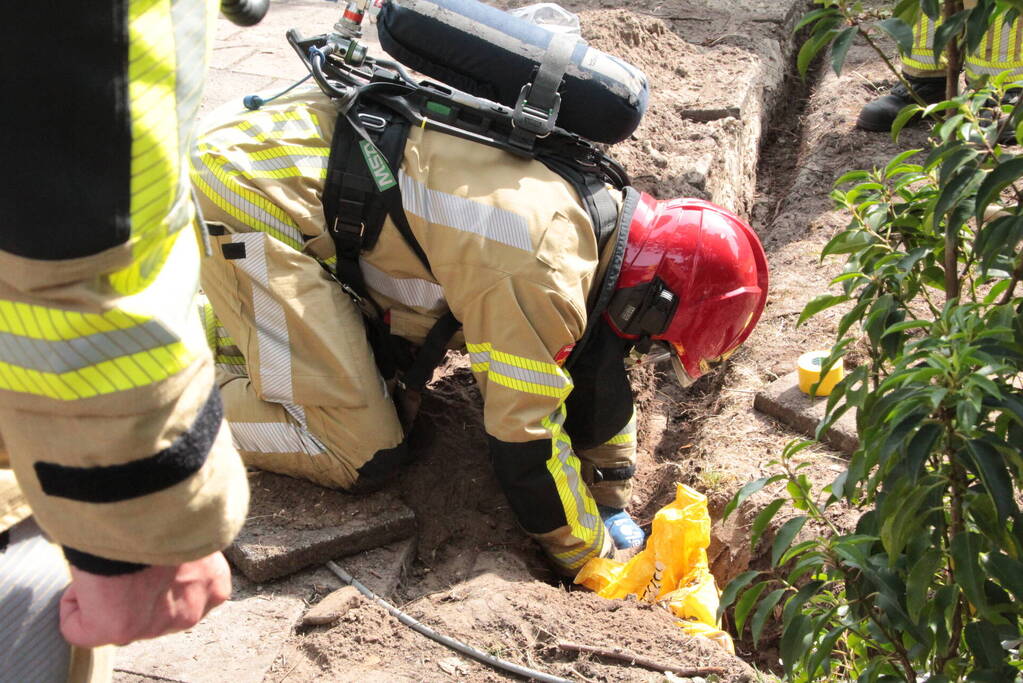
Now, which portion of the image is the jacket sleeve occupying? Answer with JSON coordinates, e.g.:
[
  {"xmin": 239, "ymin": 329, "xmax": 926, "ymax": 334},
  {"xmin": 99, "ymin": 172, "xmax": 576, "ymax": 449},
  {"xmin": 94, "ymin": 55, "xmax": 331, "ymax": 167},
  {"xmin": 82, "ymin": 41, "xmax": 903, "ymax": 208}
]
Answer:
[{"xmin": 0, "ymin": 0, "xmax": 248, "ymax": 573}]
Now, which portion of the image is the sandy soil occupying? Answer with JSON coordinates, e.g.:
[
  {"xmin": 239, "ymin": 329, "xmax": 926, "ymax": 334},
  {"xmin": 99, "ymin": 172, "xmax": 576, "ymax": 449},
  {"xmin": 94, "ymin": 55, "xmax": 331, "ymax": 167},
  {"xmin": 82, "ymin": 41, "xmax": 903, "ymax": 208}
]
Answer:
[{"xmin": 254, "ymin": 4, "xmax": 939, "ymax": 682}]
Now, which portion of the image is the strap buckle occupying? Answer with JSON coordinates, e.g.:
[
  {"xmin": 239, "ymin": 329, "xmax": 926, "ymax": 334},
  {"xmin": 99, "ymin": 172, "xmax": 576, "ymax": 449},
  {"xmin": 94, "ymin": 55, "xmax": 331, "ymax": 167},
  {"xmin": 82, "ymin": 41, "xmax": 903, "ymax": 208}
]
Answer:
[{"xmin": 512, "ymin": 83, "xmax": 560, "ymax": 138}]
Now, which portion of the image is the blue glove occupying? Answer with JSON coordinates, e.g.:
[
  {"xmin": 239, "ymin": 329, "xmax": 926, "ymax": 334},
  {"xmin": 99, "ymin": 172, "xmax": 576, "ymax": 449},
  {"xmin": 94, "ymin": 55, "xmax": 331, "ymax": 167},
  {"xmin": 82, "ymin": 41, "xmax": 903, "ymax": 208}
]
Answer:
[{"xmin": 598, "ymin": 505, "xmax": 646, "ymax": 550}]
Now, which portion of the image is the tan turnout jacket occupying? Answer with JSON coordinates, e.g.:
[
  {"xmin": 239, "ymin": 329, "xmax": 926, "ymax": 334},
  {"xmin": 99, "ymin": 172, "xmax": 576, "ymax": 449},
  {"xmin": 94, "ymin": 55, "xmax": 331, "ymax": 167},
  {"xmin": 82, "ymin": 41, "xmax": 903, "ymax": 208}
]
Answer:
[{"xmin": 191, "ymin": 89, "xmax": 637, "ymax": 572}]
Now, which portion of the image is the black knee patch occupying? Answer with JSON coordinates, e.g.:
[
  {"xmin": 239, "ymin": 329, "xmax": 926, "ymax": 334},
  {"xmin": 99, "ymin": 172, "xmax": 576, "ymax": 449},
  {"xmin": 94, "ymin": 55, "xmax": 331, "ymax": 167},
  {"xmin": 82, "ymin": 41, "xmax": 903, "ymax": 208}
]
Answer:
[{"xmin": 349, "ymin": 439, "xmax": 416, "ymax": 493}]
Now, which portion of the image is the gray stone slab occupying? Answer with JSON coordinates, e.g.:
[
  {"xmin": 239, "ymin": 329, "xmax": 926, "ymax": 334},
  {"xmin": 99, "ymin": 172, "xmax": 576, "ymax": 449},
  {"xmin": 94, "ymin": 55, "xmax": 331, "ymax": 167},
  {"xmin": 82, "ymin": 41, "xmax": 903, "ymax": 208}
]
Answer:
[
  {"xmin": 754, "ymin": 370, "xmax": 859, "ymax": 454},
  {"xmin": 335, "ymin": 536, "xmax": 417, "ymax": 599},
  {"xmin": 225, "ymin": 472, "xmax": 416, "ymax": 583},
  {"xmin": 113, "ymin": 571, "xmax": 309, "ymax": 683}
]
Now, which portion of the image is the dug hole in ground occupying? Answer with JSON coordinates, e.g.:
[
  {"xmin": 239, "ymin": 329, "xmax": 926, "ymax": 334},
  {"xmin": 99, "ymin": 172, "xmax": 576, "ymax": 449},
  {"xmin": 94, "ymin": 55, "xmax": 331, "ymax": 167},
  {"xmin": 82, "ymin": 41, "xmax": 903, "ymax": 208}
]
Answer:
[{"xmin": 114, "ymin": 0, "xmax": 937, "ymax": 680}]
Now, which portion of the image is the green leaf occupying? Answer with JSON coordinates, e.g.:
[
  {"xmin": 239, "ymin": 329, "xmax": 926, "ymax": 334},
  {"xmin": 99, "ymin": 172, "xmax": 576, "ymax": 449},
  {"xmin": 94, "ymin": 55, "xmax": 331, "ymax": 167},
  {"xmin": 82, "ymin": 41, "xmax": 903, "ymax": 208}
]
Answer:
[
  {"xmin": 965, "ymin": 621, "xmax": 1008, "ymax": 670},
  {"xmin": 922, "ymin": 0, "xmax": 940, "ymax": 20},
  {"xmin": 901, "ymin": 422, "xmax": 942, "ymax": 483},
  {"xmin": 892, "ymin": 103, "xmax": 924, "ymax": 139},
  {"xmin": 779, "ymin": 613, "xmax": 812, "ymax": 678},
  {"xmin": 906, "ymin": 548, "xmax": 943, "ymax": 621},
  {"xmin": 984, "ymin": 552, "xmax": 1023, "ymax": 603},
  {"xmin": 806, "ymin": 624, "xmax": 846, "ymax": 679},
  {"xmin": 951, "ymin": 532, "xmax": 988, "ymax": 616},
  {"xmin": 876, "ymin": 17, "xmax": 915, "ymax": 55},
  {"xmin": 772, "ymin": 516, "xmax": 809, "ymax": 567},
  {"xmin": 793, "ymin": 7, "xmax": 840, "ymax": 33},
  {"xmin": 733, "ymin": 581, "xmax": 769, "ymax": 635},
  {"xmin": 797, "ymin": 28, "xmax": 836, "ymax": 79},
  {"xmin": 880, "ymin": 480, "xmax": 938, "ymax": 561},
  {"xmin": 834, "ymin": 169, "xmax": 871, "ymax": 186},
  {"xmin": 798, "ymin": 294, "xmax": 850, "ymax": 327},
  {"xmin": 716, "ymin": 570, "xmax": 760, "ymax": 621},
  {"xmin": 722, "ymin": 475, "xmax": 784, "ymax": 519},
  {"xmin": 779, "ymin": 539, "xmax": 819, "ymax": 566},
  {"xmin": 750, "ymin": 499, "xmax": 786, "ymax": 551},
  {"xmin": 884, "ymin": 148, "xmax": 923, "ymax": 176},
  {"xmin": 830, "ymin": 27, "xmax": 856, "ymax": 75},
  {"xmin": 781, "ymin": 579, "xmax": 824, "ymax": 630},
  {"xmin": 965, "ymin": 439, "xmax": 1017, "ymax": 523},
  {"xmin": 751, "ymin": 588, "xmax": 787, "ymax": 647},
  {"xmin": 974, "ymin": 158, "xmax": 1023, "ymax": 224},
  {"xmin": 934, "ymin": 166, "xmax": 983, "ymax": 228}
]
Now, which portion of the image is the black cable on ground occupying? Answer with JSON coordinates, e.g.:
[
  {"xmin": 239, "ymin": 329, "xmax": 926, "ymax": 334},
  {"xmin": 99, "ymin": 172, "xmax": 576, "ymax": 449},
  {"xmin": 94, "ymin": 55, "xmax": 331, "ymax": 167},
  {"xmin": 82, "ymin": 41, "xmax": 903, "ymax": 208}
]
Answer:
[{"xmin": 325, "ymin": 561, "xmax": 572, "ymax": 683}]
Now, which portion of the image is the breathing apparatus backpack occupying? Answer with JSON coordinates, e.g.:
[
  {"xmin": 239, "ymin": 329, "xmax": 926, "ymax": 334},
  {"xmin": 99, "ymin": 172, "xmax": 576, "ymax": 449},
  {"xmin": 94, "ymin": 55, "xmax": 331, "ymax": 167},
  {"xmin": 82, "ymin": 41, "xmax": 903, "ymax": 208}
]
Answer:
[{"xmin": 281, "ymin": 0, "xmax": 646, "ymax": 392}]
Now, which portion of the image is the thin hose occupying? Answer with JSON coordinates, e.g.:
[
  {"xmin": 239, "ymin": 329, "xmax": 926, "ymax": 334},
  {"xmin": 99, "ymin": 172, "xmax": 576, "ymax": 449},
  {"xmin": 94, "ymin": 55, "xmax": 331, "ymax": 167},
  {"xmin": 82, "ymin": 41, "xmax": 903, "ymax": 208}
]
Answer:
[{"xmin": 325, "ymin": 561, "xmax": 572, "ymax": 683}]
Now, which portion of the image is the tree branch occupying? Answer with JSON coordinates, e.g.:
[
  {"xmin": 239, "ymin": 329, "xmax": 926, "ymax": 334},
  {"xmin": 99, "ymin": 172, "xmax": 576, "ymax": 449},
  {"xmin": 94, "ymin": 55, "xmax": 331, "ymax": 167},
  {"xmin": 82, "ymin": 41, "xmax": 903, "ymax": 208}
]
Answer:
[{"xmin": 555, "ymin": 641, "xmax": 727, "ymax": 677}]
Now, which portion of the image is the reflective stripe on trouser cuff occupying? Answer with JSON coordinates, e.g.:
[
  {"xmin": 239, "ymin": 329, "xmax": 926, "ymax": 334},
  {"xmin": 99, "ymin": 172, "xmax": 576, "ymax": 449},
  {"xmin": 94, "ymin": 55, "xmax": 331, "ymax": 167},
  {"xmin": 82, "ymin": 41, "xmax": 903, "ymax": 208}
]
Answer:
[
  {"xmin": 539, "ymin": 406, "xmax": 604, "ymax": 571},
  {"xmin": 0, "ymin": 518, "xmax": 71, "ymax": 683}
]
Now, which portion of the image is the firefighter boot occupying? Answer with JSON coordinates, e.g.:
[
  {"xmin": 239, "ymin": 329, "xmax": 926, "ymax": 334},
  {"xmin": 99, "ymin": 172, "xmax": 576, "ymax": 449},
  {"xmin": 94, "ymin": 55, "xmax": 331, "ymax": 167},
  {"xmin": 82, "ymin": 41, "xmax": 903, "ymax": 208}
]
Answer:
[
  {"xmin": 598, "ymin": 505, "xmax": 645, "ymax": 550},
  {"xmin": 856, "ymin": 75, "xmax": 947, "ymax": 132}
]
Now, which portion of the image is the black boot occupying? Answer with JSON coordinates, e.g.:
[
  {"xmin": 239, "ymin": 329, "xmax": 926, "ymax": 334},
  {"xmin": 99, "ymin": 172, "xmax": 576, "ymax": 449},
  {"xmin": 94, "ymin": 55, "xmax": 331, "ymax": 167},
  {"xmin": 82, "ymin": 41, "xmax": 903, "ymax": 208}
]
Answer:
[{"xmin": 856, "ymin": 75, "xmax": 947, "ymax": 132}]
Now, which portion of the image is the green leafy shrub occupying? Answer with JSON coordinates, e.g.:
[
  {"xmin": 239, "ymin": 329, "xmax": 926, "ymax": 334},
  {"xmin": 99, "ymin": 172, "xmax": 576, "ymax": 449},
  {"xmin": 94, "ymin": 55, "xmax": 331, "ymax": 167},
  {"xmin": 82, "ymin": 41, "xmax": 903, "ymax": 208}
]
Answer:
[{"xmin": 718, "ymin": 1, "xmax": 1023, "ymax": 680}]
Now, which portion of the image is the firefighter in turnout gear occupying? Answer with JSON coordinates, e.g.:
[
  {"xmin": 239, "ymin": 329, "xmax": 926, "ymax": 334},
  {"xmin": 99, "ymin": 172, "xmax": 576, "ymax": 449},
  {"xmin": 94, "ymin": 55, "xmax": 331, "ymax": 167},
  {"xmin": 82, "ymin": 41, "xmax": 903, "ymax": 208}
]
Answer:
[
  {"xmin": 857, "ymin": 0, "xmax": 1023, "ymax": 132},
  {"xmin": 1, "ymin": 2, "xmax": 252, "ymax": 679},
  {"xmin": 192, "ymin": 89, "xmax": 767, "ymax": 575}
]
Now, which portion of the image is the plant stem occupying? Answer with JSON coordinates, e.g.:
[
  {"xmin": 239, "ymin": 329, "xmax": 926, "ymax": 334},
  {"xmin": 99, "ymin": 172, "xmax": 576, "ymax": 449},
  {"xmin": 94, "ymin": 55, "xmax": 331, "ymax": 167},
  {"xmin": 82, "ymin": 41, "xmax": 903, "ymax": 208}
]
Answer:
[{"xmin": 944, "ymin": 1, "xmax": 964, "ymax": 102}]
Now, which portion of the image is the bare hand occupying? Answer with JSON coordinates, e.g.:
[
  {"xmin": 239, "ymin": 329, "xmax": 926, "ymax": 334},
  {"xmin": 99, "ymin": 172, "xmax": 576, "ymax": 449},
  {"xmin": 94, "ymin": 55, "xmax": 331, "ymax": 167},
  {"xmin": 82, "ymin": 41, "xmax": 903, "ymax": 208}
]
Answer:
[{"xmin": 59, "ymin": 551, "xmax": 232, "ymax": 647}]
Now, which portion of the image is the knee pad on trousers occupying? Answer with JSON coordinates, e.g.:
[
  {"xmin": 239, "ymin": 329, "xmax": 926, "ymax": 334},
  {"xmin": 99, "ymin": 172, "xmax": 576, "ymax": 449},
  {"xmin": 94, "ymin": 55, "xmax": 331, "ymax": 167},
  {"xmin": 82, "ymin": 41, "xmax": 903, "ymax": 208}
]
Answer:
[{"xmin": 348, "ymin": 439, "xmax": 416, "ymax": 493}]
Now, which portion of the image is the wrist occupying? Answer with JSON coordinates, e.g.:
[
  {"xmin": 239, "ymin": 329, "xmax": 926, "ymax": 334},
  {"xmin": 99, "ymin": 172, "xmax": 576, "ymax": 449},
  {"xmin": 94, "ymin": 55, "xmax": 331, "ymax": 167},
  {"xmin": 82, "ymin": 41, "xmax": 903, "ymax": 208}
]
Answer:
[{"xmin": 62, "ymin": 545, "xmax": 148, "ymax": 576}]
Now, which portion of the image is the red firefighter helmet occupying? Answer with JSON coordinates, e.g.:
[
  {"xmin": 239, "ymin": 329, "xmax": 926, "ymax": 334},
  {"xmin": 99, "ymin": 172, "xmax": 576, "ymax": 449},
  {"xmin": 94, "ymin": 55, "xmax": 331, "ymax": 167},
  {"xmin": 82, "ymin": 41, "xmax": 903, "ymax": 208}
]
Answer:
[{"xmin": 605, "ymin": 192, "xmax": 768, "ymax": 386}]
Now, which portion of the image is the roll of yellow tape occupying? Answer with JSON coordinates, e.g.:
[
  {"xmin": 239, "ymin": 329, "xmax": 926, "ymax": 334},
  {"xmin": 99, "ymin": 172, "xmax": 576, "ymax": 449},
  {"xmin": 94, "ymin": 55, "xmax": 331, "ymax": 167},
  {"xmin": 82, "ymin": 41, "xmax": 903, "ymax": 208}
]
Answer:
[{"xmin": 797, "ymin": 350, "xmax": 844, "ymax": 397}]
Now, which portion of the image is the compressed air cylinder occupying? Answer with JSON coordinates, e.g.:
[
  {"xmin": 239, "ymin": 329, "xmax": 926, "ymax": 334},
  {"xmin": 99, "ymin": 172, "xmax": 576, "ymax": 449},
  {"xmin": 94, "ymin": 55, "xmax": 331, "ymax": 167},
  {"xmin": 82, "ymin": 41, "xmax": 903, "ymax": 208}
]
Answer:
[{"xmin": 376, "ymin": 0, "xmax": 648, "ymax": 144}]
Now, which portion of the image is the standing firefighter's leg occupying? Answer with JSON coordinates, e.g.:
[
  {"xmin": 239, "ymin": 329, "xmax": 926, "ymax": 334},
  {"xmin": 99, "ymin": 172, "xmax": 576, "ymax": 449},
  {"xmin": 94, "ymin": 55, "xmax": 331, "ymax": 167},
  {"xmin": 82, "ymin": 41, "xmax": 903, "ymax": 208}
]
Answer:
[{"xmin": 857, "ymin": 11, "xmax": 947, "ymax": 131}]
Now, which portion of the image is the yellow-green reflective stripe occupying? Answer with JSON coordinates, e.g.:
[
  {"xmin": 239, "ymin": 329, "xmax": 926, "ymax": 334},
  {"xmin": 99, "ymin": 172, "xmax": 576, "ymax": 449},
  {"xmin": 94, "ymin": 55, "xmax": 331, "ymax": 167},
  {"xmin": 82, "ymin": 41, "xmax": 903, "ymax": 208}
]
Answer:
[
  {"xmin": 0, "ymin": 302, "xmax": 151, "ymax": 340},
  {"xmin": 235, "ymin": 111, "xmax": 320, "ymax": 142},
  {"xmin": 0, "ymin": 321, "xmax": 178, "ymax": 374},
  {"xmin": 467, "ymin": 342, "xmax": 572, "ymax": 398},
  {"xmin": 542, "ymin": 408, "xmax": 601, "ymax": 539},
  {"xmin": 604, "ymin": 411, "xmax": 636, "ymax": 445},
  {"xmin": 113, "ymin": 0, "xmax": 183, "ymax": 296},
  {"xmin": 244, "ymin": 146, "xmax": 330, "ymax": 180},
  {"xmin": 0, "ymin": 342, "xmax": 191, "ymax": 401},
  {"xmin": 191, "ymin": 151, "xmax": 304, "ymax": 250}
]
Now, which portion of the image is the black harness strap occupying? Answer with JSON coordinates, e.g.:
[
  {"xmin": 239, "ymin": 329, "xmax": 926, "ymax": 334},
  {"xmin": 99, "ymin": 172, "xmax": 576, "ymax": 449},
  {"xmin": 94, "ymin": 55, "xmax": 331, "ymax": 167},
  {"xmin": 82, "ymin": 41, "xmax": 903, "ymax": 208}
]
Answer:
[
  {"xmin": 325, "ymin": 92, "xmax": 463, "ymax": 384},
  {"xmin": 399, "ymin": 310, "xmax": 461, "ymax": 392}
]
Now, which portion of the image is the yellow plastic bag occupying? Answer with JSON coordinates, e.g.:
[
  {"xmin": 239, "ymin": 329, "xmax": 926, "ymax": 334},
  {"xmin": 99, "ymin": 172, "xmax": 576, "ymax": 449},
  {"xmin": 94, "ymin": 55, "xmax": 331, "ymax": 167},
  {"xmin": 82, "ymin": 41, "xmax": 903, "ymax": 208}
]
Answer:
[{"xmin": 575, "ymin": 483, "xmax": 734, "ymax": 653}]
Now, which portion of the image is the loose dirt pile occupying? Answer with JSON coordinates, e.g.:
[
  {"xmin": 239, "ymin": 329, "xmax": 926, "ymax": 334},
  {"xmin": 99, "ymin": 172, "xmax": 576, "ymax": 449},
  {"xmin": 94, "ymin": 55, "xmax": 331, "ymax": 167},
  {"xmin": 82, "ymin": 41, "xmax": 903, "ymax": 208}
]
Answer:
[{"xmin": 260, "ymin": 5, "xmax": 934, "ymax": 682}]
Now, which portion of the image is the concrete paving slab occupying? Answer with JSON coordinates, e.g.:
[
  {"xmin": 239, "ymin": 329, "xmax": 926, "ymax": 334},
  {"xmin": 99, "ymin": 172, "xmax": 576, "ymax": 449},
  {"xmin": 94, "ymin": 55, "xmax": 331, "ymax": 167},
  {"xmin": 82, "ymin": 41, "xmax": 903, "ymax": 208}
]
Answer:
[
  {"xmin": 334, "ymin": 536, "xmax": 417, "ymax": 599},
  {"xmin": 225, "ymin": 472, "xmax": 417, "ymax": 583},
  {"xmin": 113, "ymin": 568, "xmax": 331, "ymax": 683},
  {"xmin": 753, "ymin": 370, "xmax": 859, "ymax": 455}
]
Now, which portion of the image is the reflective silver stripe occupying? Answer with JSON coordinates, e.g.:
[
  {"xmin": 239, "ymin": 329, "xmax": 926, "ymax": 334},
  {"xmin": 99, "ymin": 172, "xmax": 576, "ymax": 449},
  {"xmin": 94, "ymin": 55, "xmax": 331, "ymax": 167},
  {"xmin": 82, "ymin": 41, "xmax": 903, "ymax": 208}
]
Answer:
[
  {"xmin": 0, "ymin": 518, "xmax": 71, "ymax": 683},
  {"xmin": 191, "ymin": 151, "xmax": 306, "ymax": 248},
  {"xmin": 229, "ymin": 233, "xmax": 294, "ymax": 403},
  {"xmin": 545, "ymin": 408, "xmax": 600, "ymax": 531},
  {"xmin": 491, "ymin": 357, "xmax": 569, "ymax": 389},
  {"xmin": 216, "ymin": 362, "xmax": 248, "ymax": 377},
  {"xmin": 360, "ymin": 260, "xmax": 446, "ymax": 310},
  {"xmin": 230, "ymin": 420, "xmax": 325, "ymax": 456},
  {"xmin": 235, "ymin": 115, "xmax": 316, "ymax": 140},
  {"xmin": 0, "ymin": 321, "xmax": 177, "ymax": 374},
  {"xmin": 247, "ymin": 148, "xmax": 329, "ymax": 174},
  {"xmin": 399, "ymin": 172, "xmax": 532, "ymax": 251},
  {"xmin": 467, "ymin": 347, "xmax": 571, "ymax": 390}
]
